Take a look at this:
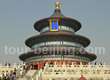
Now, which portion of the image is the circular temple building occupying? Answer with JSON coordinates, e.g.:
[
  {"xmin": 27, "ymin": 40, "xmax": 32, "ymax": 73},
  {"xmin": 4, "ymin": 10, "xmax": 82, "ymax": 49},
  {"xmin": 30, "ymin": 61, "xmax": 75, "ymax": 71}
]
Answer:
[{"xmin": 19, "ymin": 2, "xmax": 96, "ymax": 70}]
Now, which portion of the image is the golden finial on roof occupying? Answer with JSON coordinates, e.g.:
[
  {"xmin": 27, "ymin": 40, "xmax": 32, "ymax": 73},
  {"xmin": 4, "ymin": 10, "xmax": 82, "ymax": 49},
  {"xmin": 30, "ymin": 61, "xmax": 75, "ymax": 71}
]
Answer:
[{"xmin": 55, "ymin": 2, "xmax": 60, "ymax": 9}]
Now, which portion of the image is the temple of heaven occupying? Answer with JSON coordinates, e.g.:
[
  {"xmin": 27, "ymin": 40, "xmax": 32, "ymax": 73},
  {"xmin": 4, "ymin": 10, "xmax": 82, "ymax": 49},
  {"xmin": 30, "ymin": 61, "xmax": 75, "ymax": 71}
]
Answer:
[{"xmin": 19, "ymin": 2, "xmax": 97, "ymax": 70}]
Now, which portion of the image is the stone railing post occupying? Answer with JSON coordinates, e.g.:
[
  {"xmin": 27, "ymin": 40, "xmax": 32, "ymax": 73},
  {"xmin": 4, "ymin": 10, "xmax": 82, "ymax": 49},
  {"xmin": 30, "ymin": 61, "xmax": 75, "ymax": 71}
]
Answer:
[{"xmin": 36, "ymin": 75, "xmax": 38, "ymax": 80}]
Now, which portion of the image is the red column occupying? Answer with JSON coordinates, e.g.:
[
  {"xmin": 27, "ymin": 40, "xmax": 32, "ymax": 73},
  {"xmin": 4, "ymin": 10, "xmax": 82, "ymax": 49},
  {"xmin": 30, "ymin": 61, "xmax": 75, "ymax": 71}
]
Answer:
[
  {"xmin": 42, "ymin": 61, "xmax": 44, "ymax": 68},
  {"xmin": 61, "ymin": 60, "xmax": 64, "ymax": 64},
  {"xmin": 32, "ymin": 62, "xmax": 34, "ymax": 70}
]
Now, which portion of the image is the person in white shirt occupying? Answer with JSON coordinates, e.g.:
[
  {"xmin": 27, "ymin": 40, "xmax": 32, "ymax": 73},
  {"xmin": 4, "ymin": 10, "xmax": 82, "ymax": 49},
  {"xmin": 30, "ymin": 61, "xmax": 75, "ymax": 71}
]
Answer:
[
  {"xmin": 20, "ymin": 66, "xmax": 23, "ymax": 75},
  {"xmin": 23, "ymin": 62, "xmax": 25, "ymax": 70}
]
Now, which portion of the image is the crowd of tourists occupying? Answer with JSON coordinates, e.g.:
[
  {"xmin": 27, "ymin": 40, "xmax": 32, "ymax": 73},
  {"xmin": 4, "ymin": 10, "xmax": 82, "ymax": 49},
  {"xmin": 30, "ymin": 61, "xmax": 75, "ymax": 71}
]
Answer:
[
  {"xmin": 0, "ymin": 68, "xmax": 16, "ymax": 80},
  {"xmin": 0, "ymin": 62, "xmax": 34, "ymax": 80},
  {"xmin": 20, "ymin": 62, "xmax": 33, "ymax": 76}
]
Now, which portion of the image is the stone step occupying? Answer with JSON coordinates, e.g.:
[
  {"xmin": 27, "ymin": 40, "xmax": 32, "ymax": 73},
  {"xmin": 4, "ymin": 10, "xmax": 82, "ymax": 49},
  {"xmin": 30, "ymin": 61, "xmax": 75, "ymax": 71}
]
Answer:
[{"xmin": 16, "ymin": 70, "xmax": 38, "ymax": 80}]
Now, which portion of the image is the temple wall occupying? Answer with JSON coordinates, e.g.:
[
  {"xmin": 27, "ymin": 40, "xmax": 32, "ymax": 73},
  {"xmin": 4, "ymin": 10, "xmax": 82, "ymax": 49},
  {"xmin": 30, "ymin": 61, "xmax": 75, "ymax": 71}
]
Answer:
[{"xmin": 26, "ymin": 60, "xmax": 87, "ymax": 70}]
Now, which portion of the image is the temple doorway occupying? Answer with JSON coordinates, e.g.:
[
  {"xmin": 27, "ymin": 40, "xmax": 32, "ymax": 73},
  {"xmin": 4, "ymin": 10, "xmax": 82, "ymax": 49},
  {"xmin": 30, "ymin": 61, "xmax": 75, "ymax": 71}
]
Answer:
[{"xmin": 34, "ymin": 65, "xmax": 38, "ymax": 70}]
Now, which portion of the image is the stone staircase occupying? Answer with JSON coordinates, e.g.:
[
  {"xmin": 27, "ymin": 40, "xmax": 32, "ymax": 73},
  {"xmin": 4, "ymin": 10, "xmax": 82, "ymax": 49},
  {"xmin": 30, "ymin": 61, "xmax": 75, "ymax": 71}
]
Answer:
[
  {"xmin": 17, "ymin": 70, "xmax": 38, "ymax": 80},
  {"xmin": 15, "ymin": 69, "xmax": 25, "ymax": 80}
]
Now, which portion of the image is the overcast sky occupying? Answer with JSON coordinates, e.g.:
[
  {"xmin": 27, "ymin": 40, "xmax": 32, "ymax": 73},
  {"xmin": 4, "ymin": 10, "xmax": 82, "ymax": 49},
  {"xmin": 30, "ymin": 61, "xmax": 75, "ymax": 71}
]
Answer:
[{"xmin": 0, "ymin": 0, "xmax": 110, "ymax": 65}]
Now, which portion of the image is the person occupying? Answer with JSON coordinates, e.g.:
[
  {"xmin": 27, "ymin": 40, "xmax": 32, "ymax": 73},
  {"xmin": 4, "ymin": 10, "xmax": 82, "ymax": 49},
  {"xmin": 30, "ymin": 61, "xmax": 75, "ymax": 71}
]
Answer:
[
  {"xmin": 20, "ymin": 66, "xmax": 23, "ymax": 76},
  {"xmin": 25, "ymin": 65, "xmax": 28, "ymax": 73},
  {"xmin": 4, "ymin": 76, "xmax": 7, "ymax": 80},
  {"xmin": 6, "ymin": 74, "xmax": 9, "ymax": 80},
  {"xmin": 2, "ymin": 74, "xmax": 5, "ymax": 80},
  {"xmin": 5, "ymin": 62, "xmax": 8, "ymax": 66},
  {"xmin": 23, "ymin": 62, "xmax": 25, "ymax": 70},
  {"xmin": 30, "ymin": 64, "xmax": 33, "ymax": 70},
  {"xmin": 0, "ymin": 77, "xmax": 2, "ymax": 80},
  {"xmin": 28, "ymin": 65, "xmax": 30, "ymax": 70},
  {"xmin": 8, "ymin": 63, "xmax": 11, "ymax": 68},
  {"xmin": 13, "ymin": 68, "xmax": 16, "ymax": 77},
  {"xmin": 10, "ymin": 70, "xmax": 13, "ymax": 80}
]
